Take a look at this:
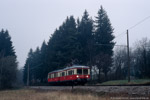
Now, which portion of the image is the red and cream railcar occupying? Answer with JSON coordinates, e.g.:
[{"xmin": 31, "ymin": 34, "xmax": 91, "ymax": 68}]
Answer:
[{"xmin": 48, "ymin": 65, "xmax": 90, "ymax": 85}]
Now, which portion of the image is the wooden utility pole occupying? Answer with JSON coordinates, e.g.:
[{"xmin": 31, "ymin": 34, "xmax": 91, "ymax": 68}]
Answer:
[
  {"xmin": 27, "ymin": 64, "xmax": 29, "ymax": 86},
  {"xmin": 127, "ymin": 30, "xmax": 130, "ymax": 82}
]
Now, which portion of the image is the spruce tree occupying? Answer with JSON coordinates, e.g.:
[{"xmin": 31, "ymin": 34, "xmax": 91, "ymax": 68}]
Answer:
[
  {"xmin": 31, "ymin": 47, "xmax": 41, "ymax": 80},
  {"xmin": 0, "ymin": 29, "xmax": 15, "ymax": 57},
  {"xmin": 39, "ymin": 41, "xmax": 48, "ymax": 82},
  {"xmin": 94, "ymin": 6, "xmax": 115, "ymax": 81},
  {"xmin": 46, "ymin": 16, "xmax": 78, "ymax": 70},
  {"xmin": 23, "ymin": 48, "xmax": 33, "ymax": 84},
  {"xmin": 77, "ymin": 10, "xmax": 93, "ymax": 65},
  {"xmin": 0, "ymin": 29, "xmax": 17, "ymax": 89}
]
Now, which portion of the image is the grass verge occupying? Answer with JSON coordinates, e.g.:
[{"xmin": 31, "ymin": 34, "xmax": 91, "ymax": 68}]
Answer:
[
  {"xmin": 0, "ymin": 88, "xmax": 107, "ymax": 100},
  {"xmin": 100, "ymin": 79, "xmax": 150, "ymax": 85}
]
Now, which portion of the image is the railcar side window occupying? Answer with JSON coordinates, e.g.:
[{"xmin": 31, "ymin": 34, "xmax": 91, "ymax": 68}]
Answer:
[
  {"xmin": 49, "ymin": 74, "xmax": 51, "ymax": 78},
  {"xmin": 68, "ymin": 70, "xmax": 72, "ymax": 75},
  {"xmin": 68, "ymin": 70, "xmax": 74, "ymax": 75},
  {"xmin": 83, "ymin": 69, "xmax": 88, "ymax": 75},
  {"xmin": 51, "ymin": 74, "xmax": 53, "ymax": 78},
  {"xmin": 72, "ymin": 70, "xmax": 74, "ymax": 75},
  {"xmin": 77, "ymin": 69, "xmax": 82, "ymax": 75},
  {"xmin": 62, "ymin": 72, "xmax": 65, "ymax": 76},
  {"xmin": 60, "ymin": 72, "xmax": 62, "ymax": 77},
  {"xmin": 54, "ymin": 73, "xmax": 57, "ymax": 78}
]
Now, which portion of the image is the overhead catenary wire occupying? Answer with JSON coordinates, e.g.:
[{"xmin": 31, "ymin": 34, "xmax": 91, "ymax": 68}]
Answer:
[
  {"xmin": 115, "ymin": 31, "xmax": 126, "ymax": 38},
  {"xmin": 128, "ymin": 16, "xmax": 150, "ymax": 30},
  {"xmin": 95, "ymin": 43, "xmax": 127, "ymax": 47},
  {"xmin": 115, "ymin": 15, "xmax": 150, "ymax": 40}
]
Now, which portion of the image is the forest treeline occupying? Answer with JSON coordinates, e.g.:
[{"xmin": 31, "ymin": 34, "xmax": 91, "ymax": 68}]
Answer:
[
  {"xmin": 23, "ymin": 6, "xmax": 115, "ymax": 84},
  {"xmin": 23, "ymin": 6, "xmax": 150, "ymax": 85},
  {"xmin": 0, "ymin": 29, "xmax": 18, "ymax": 89},
  {"xmin": 113, "ymin": 38, "xmax": 150, "ymax": 80}
]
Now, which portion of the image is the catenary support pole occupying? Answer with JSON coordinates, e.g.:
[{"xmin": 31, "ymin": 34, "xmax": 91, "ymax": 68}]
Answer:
[{"xmin": 127, "ymin": 30, "xmax": 130, "ymax": 82}]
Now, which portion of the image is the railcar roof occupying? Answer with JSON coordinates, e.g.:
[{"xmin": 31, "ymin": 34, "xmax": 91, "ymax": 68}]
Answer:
[
  {"xmin": 64, "ymin": 65, "xmax": 89, "ymax": 70},
  {"xmin": 48, "ymin": 69, "xmax": 62, "ymax": 74},
  {"xmin": 48, "ymin": 65, "xmax": 89, "ymax": 74}
]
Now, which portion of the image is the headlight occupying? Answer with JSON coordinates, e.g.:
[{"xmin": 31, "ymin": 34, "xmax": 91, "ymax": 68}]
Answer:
[
  {"xmin": 86, "ymin": 75, "xmax": 89, "ymax": 78},
  {"xmin": 76, "ymin": 75, "xmax": 79, "ymax": 78}
]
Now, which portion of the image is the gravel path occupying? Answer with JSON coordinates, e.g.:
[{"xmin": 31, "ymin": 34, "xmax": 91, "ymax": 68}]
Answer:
[{"xmin": 30, "ymin": 86, "xmax": 150, "ymax": 95}]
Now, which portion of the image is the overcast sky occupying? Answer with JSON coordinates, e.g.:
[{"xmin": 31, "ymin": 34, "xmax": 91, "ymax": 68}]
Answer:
[{"xmin": 0, "ymin": 0, "xmax": 150, "ymax": 68}]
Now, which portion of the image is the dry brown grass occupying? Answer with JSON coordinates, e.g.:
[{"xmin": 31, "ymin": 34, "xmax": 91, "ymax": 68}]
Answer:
[{"xmin": 0, "ymin": 89, "xmax": 109, "ymax": 100}]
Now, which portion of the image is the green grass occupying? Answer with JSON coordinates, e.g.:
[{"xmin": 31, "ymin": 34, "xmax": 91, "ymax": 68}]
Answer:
[{"xmin": 100, "ymin": 79, "xmax": 150, "ymax": 85}]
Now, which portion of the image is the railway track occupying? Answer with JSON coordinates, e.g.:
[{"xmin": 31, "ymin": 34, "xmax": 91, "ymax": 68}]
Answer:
[
  {"xmin": 86, "ymin": 84, "xmax": 150, "ymax": 86},
  {"xmin": 30, "ymin": 82, "xmax": 150, "ymax": 87},
  {"xmin": 29, "ymin": 85, "xmax": 150, "ymax": 95}
]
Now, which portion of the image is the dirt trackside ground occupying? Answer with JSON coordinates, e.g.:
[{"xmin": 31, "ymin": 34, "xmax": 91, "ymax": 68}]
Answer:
[
  {"xmin": 0, "ymin": 87, "xmax": 150, "ymax": 100},
  {"xmin": 30, "ymin": 86, "xmax": 150, "ymax": 95},
  {"xmin": 30, "ymin": 86, "xmax": 150, "ymax": 99}
]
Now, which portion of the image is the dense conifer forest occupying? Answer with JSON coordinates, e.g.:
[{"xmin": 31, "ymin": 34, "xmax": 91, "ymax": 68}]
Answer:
[
  {"xmin": 22, "ymin": 6, "xmax": 150, "ymax": 85},
  {"xmin": 0, "ymin": 29, "xmax": 18, "ymax": 89}
]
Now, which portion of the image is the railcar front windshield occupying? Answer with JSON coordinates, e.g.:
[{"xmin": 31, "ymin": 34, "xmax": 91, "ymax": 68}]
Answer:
[
  {"xmin": 83, "ymin": 69, "xmax": 88, "ymax": 75},
  {"xmin": 77, "ymin": 69, "xmax": 82, "ymax": 75}
]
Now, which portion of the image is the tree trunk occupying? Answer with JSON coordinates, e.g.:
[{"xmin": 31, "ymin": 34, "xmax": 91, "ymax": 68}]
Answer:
[
  {"xmin": 98, "ymin": 68, "xmax": 101, "ymax": 83},
  {"xmin": 104, "ymin": 72, "xmax": 107, "ymax": 82}
]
